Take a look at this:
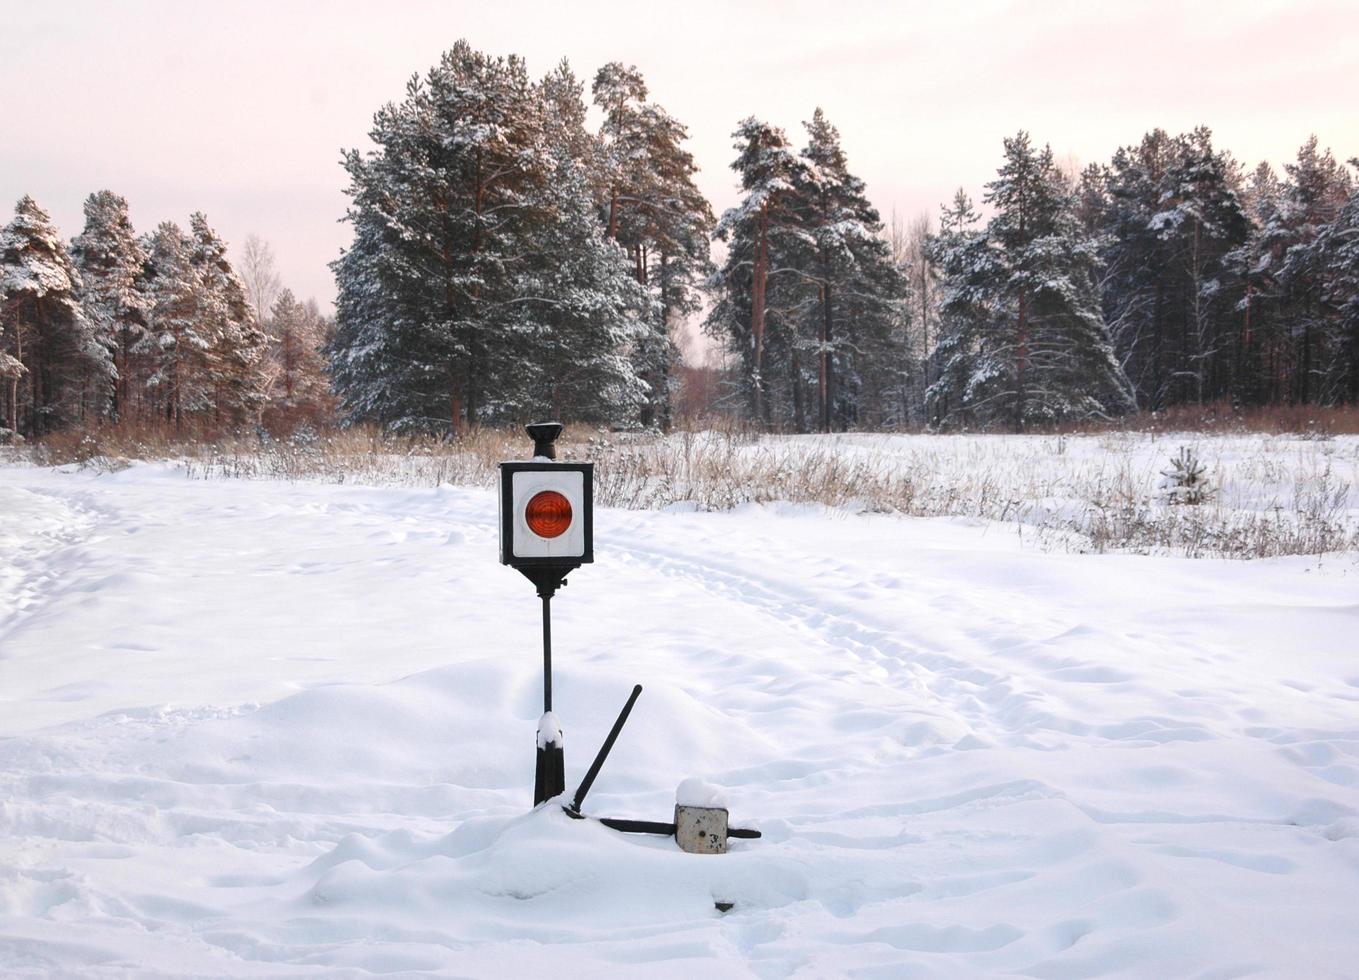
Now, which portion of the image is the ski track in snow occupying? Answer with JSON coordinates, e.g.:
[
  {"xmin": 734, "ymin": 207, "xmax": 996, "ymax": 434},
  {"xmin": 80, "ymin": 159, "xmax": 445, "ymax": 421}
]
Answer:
[{"xmin": 0, "ymin": 460, "xmax": 1357, "ymax": 977}]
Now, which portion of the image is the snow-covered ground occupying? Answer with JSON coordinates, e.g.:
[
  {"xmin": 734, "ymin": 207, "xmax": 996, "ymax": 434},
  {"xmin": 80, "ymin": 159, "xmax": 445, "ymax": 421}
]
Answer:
[{"xmin": 1, "ymin": 456, "xmax": 1357, "ymax": 977}]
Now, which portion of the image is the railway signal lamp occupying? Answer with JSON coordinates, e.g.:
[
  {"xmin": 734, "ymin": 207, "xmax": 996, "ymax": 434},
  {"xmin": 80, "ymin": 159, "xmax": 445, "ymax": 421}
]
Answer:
[
  {"xmin": 500, "ymin": 422, "xmax": 593, "ymax": 600},
  {"xmin": 499, "ymin": 422, "xmax": 592, "ymax": 803},
  {"xmin": 495, "ymin": 422, "xmax": 762, "ymax": 853}
]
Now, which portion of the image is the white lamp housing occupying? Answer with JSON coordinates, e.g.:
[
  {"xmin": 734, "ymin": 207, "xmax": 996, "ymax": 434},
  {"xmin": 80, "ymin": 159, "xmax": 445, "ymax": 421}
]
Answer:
[{"xmin": 498, "ymin": 460, "xmax": 594, "ymax": 570}]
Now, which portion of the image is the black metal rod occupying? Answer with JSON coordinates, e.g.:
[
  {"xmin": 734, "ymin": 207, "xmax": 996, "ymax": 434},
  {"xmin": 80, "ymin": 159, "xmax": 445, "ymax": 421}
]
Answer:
[
  {"xmin": 591, "ymin": 816, "xmax": 763, "ymax": 841},
  {"xmin": 570, "ymin": 684, "xmax": 643, "ymax": 813},
  {"xmin": 598, "ymin": 817, "xmax": 674, "ymax": 836},
  {"xmin": 542, "ymin": 594, "xmax": 552, "ymax": 713}
]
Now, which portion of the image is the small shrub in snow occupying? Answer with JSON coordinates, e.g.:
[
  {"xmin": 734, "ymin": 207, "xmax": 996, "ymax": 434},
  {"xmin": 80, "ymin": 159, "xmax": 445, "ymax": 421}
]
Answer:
[{"xmin": 1160, "ymin": 446, "xmax": 1215, "ymax": 506}]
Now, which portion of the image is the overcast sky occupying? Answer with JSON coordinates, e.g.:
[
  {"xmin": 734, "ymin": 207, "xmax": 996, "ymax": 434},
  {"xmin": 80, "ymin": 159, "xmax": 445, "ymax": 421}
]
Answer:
[{"xmin": 3, "ymin": 0, "xmax": 1356, "ymax": 319}]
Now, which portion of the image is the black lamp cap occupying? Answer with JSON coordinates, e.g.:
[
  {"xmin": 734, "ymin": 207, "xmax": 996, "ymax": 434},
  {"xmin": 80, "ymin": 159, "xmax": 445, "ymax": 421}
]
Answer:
[{"xmin": 526, "ymin": 421, "xmax": 563, "ymax": 459}]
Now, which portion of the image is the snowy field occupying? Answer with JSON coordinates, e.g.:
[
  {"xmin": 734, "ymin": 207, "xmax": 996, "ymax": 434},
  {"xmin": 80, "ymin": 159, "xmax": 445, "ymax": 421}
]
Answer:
[{"xmin": 1, "ymin": 443, "xmax": 1358, "ymax": 977}]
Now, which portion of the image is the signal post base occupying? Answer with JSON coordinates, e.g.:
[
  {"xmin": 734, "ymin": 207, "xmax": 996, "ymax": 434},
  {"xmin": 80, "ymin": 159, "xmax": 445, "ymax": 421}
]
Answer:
[{"xmin": 534, "ymin": 712, "xmax": 565, "ymax": 806}]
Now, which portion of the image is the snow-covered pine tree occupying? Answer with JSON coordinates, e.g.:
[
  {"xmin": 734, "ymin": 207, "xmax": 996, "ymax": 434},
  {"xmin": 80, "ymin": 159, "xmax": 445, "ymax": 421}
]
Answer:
[
  {"xmin": 189, "ymin": 213, "xmax": 267, "ymax": 428},
  {"xmin": 591, "ymin": 62, "xmax": 713, "ymax": 430},
  {"xmin": 929, "ymin": 134, "xmax": 1133, "ymax": 430},
  {"xmin": 0, "ymin": 196, "xmax": 105, "ymax": 436},
  {"xmin": 1230, "ymin": 141, "xmax": 1356, "ymax": 408},
  {"xmin": 327, "ymin": 205, "xmax": 406, "ymax": 428},
  {"xmin": 1306, "ymin": 162, "xmax": 1359, "ymax": 404},
  {"xmin": 926, "ymin": 190, "xmax": 995, "ymax": 427},
  {"xmin": 798, "ymin": 108, "xmax": 906, "ymax": 431},
  {"xmin": 70, "ymin": 190, "xmax": 150, "ymax": 421},
  {"xmin": 0, "ymin": 323, "xmax": 22, "ymax": 440},
  {"xmin": 985, "ymin": 133, "xmax": 1134, "ymax": 428},
  {"xmin": 143, "ymin": 222, "xmax": 210, "ymax": 427},
  {"xmin": 706, "ymin": 118, "xmax": 812, "ymax": 427},
  {"xmin": 1078, "ymin": 128, "xmax": 1249, "ymax": 410},
  {"xmin": 329, "ymin": 42, "xmax": 650, "ymax": 434},
  {"xmin": 1152, "ymin": 128, "xmax": 1251, "ymax": 405},
  {"xmin": 1232, "ymin": 161, "xmax": 1292, "ymax": 405},
  {"xmin": 1097, "ymin": 129, "xmax": 1179, "ymax": 408},
  {"xmin": 261, "ymin": 288, "xmax": 334, "ymax": 432},
  {"xmin": 518, "ymin": 61, "xmax": 649, "ymax": 423},
  {"xmin": 1276, "ymin": 138, "xmax": 1355, "ymax": 405},
  {"xmin": 593, "ymin": 62, "xmax": 648, "ymax": 245},
  {"xmin": 332, "ymin": 42, "xmax": 550, "ymax": 433}
]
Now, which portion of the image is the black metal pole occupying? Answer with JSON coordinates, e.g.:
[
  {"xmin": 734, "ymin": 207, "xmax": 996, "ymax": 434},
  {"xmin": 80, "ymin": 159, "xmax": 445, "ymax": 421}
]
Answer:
[
  {"xmin": 533, "ymin": 592, "xmax": 565, "ymax": 805},
  {"xmin": 541, "ymin": 594, "xmax": 552, "ymax": 713},
  {"xmin": 568, "ymin": 684, "xmax": 642, "ymax": 814}
]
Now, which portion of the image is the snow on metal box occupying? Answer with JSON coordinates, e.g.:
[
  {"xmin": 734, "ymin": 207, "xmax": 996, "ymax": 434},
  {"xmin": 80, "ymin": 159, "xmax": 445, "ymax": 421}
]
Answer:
[{"xmin": 498, "ymin": 461, "xmax": 593, "ymax": 566}]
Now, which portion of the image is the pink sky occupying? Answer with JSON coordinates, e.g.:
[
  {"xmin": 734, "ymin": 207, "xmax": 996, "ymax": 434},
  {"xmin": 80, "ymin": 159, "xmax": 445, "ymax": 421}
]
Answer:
[{"xmin": 3, "ymin": 0, "xmax": 1356, "ymax": 319}]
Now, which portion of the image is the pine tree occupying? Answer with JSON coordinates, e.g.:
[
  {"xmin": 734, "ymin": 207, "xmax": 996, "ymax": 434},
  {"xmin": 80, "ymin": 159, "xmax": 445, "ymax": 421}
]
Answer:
[
  {"xmin": 1144, "ymin": 128, "xmax": 1250, "ymax": 405},
  {"xmin": 519, "ymin": 62, "xmax": 650, "ymax": 423},
  {"xmin": 591, "ymin": 63, "xmax": 713, "ymax": 430},
  {"xmin": 1277, "ymin": 138, "xmax": 1355, "ymax": 404},
  {"xmin": 0, "ymin": 322, "xmax": 22, "ymax": 439},
  {"xmin": 329, "ymin": 41, "xmax": 649, "ymax": 433},
  {"xmin": 189, "ymin": 213, "xmax": 267, "ymax": 428},
  {"xmin": 144, "ymin": 222, "xmax": 210, "ymax": 426},
  {"xmin": 798, "ymin": 108, "xmax": 906, "ymax": 431},
  {"xmin": 0, "ymin": 196, "xmax": 105, "ymax": 436},
  {"xmin": 926, "ymin": 190, "xmax": 995, "ymax": 426},
  {"xmin": 331, "ymin": 42, "xmax": 550, "ymax": 433},
  {"xmin": 707, "ymin": 118, "xmax": 812, "ymax": 426},
  {"xmin": 929, "ymin": 134, "xmax": 1133, "ymax": 429},
  {"xmin": 1234, "ymin": 161, "xmax": 1291, "ymax": 405},
  {"xmin": 1311, "ymin": 163, "xmax": 1359, "ymax": 403},
  {"xmin": 70, "ymin": 190, "xmax": 149, "ymax": 420},
  {"xmin": 1099, "ymin": 128, "xmax": 1179, "ymax": 408},
  {"xmin": 1230, "ymin": 140, "xmax": 1355, "ymax": 407},
  {"xmin": 261, "ymin": 288, "xmax": 334, "ymax": 432},
  {"xmin": 328, "ymin": 207, "xmax": 404, "ymax": 428}
]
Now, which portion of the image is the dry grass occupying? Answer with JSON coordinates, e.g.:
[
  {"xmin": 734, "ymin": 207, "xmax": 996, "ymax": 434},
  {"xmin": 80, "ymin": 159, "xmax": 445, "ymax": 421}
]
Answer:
[
  {"xmin": 1050, "ymin": 402, "xmax": 1359, "ymax": 437},
  {"xmin": 17, "ymin": 419, "xmax": 1359, "ymax": 561}
]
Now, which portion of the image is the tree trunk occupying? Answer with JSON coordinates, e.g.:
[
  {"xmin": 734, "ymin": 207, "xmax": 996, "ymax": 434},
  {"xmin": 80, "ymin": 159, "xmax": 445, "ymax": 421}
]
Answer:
[
  {"xmin": 1192, "ymin": 219, "xmax": 1205, "ymax": 404},
  {"xmin": 790, "ymin": 343, "xmax": 806, "ymax": 433},
  {"xmin": 1015, "ymin": 288, "xmax": 1028, "ymax": 432},
  {"xmin": 32, "ymin": 298, "xmax": 47, "ymax": 437},
  {"xmin": 467, "ymin": 153, "xmax": 490, "ymax": 430},
  {"xmin": 751, "ymin": 204, "xmax": 769, "ymax": 426},
  {"xmin": 919, "ymin": 260, "xmax": 931, "ymax": 404},
  {"xmin": 1301, "ymin": 319, "xmax": 1312, "ymax": 405},
  {"xmin": 820, "ymin": 280, "xmax": 834, "ymax": 433},
  {"xmin": 12, "ymin": 318, "xmax": 24, "ymax": 436},
  {"xmin": 656, "ymin": 250, "xmax": 672, "ymax": 432},
  {"xmin": 1152, "ymin": 279, "xmax": 1165, "ymax": 409}
]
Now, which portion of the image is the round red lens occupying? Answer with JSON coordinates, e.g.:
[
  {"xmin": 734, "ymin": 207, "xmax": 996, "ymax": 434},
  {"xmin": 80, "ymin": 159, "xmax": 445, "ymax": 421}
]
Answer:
[{"xmin": 525, "ymin": 490, "xmax": 572, "ymax": 538}]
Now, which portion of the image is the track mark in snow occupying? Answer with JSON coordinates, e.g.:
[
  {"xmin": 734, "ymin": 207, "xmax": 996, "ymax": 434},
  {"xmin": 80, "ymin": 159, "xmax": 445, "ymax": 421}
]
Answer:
[
  {"xmin": 607, "ymin": 535, "xmax": 1071, "ymax": 748},
  {"xmin": 0, "ymin": 486, "xmax": 101, "ymax": 645}
]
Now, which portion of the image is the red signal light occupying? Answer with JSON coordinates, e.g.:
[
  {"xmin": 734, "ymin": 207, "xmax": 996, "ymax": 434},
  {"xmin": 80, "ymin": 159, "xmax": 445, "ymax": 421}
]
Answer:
[{"xmin": 526, "ymin": 490, "xmax": 572, "ymax": 538}]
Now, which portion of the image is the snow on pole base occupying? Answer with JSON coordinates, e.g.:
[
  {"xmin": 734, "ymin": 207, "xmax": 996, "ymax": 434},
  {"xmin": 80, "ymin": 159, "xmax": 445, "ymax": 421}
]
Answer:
[
  {"xmin": 536, "ymin": 711, "xmax": 562, "ymax": 750},
  {"xmin": 534, "ymin": 711, "xmax": 564, "ymax": 806}
]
